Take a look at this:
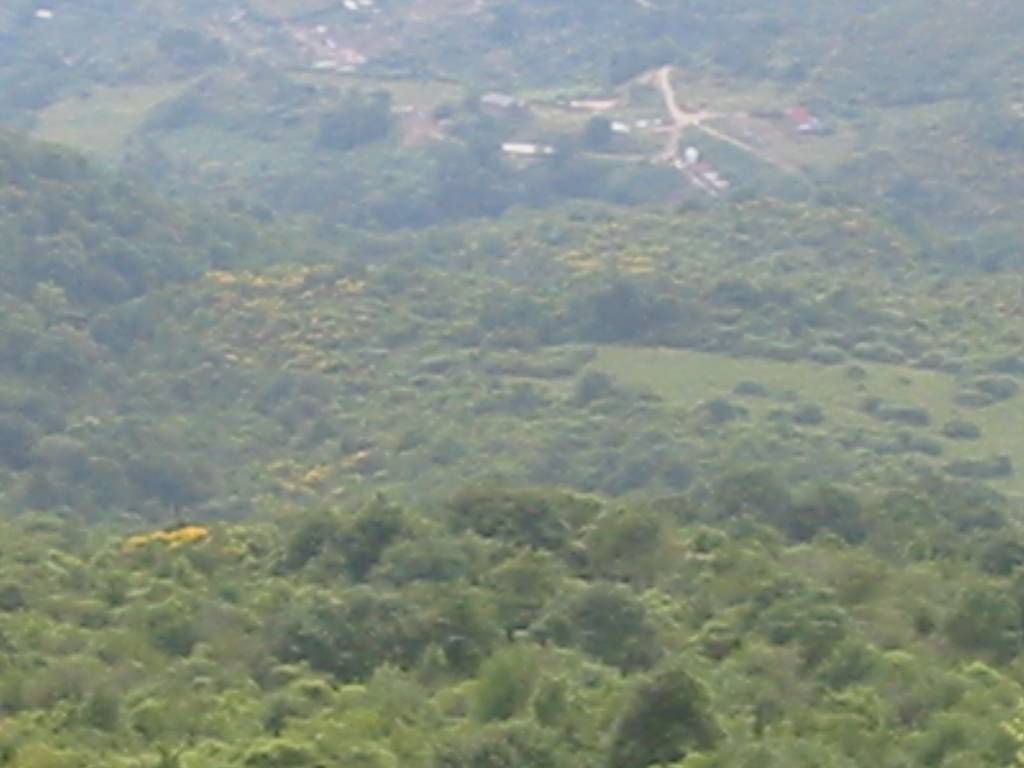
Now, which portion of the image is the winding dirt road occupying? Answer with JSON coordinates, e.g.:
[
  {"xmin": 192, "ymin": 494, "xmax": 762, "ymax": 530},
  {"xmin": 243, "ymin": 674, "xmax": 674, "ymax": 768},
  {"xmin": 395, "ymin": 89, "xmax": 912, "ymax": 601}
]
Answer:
[
  {"xmin": 654, "ymin": 66, "xmax": 717, "ymax": 162},
  {"xmin": 653, "ymin": 65, "xmax": 796, "ymax": 173}
]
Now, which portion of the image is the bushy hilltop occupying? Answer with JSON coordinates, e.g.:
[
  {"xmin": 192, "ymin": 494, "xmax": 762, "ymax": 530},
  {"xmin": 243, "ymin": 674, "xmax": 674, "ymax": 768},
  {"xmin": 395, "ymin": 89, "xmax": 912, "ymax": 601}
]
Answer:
[
  {"xmin": 7, "ymin": 0, "xmax": 1023, "ymax": 101},
  {"xmin": 4, "ymin": 480, "xmax": 1024, "ymax": 768},
  {"xmin": 0, "ymin": 130, "xmax": 343, "ymax": 521}
]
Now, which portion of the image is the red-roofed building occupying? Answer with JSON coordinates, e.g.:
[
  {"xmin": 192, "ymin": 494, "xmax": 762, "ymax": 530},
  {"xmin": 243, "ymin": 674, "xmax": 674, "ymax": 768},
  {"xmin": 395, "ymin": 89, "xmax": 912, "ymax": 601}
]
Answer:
[{"xmin": 787, "ymin": 106, "xmax": 824, "ymax": 134}]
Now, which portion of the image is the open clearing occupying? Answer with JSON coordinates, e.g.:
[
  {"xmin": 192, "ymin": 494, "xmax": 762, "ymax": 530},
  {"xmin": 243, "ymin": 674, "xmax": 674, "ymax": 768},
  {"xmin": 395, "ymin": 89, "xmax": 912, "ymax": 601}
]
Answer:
[
  {"xmin": 293, "ymin": 72, "xmax": 464, "ymax": 109},
  {"xmin": 33, "ymin": 82, "xmax": 192, "ymax": 158},
  {"xmin": 589, "ymin": 345, "xmax": 1024, "ymax": 498}
]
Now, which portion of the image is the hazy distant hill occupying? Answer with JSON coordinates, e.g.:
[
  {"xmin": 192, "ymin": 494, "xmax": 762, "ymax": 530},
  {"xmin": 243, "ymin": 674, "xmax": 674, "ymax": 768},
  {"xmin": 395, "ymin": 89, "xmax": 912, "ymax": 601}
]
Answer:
[
  {"xmin": 3, "ymin": 0, "xmax": 1023, "ymax": 259},
  {"xmin": 6, "ymin": 0, "xmax": 1024, "ymax": 107}
]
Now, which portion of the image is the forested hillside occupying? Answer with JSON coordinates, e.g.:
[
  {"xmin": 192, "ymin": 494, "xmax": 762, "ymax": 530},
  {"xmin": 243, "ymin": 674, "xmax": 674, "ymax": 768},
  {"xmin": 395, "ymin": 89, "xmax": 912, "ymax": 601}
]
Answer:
[
  {"xmin": 2, "ymin": 130, "xmax": 1022, "ymax": 525},
  {"xmin": 2, "ymin": 1, "xmax": 1024, "ymax": 767},
  {"xmin": 0, "ymin": 130, "xmax": 343, "ymax": 521},
  {"xmin": 4, "ymin": 481, "xmax": 1024, "ymax": 768}
]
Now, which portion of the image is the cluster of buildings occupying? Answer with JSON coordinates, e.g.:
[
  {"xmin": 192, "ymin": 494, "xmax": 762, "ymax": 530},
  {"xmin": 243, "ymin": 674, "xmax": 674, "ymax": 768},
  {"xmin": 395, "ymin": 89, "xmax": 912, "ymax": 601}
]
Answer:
[
  {"xmin": 290, "ymin": 23, "xmax": 368, "ymax": 72},
  {"xmin": 677, "ymin": 146, "xmax": 730, "ymax": 195},
  {"xmin": 429, "ymin": 84, "xmax": 827, "ymax": 193}
]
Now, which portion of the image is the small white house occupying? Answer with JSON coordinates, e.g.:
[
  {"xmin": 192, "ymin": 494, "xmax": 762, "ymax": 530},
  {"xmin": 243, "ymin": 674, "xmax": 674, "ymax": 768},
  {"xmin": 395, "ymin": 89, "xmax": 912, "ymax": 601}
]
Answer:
[
  {"xmin": 481, "ymin": 93, "xmax": 527, "ymax": 113},
  {"xmin": 501, "ymin": 142, "xmax": 556, "ymax": 158},
  {"xmin": 34, "ymin": 8, "xmax": 54, "ymax": 19},
  {"xmin": 569, "ymin": 99, "xmax": 618, "ymax": 112}
]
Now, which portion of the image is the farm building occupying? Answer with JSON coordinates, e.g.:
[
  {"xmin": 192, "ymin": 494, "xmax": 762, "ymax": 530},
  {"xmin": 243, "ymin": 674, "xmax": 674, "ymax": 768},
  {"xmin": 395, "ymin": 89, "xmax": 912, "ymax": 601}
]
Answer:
[
  {"xmin": 569, "ymin": 99, "xmax": 618, "ymax": 112},
  {"xmin": 787, "ymin": 106, "xmax": 825, "ymax": 134},
  {"xmin": 481, "ymin": 93, "xmax": 528, "ymax": 114}
]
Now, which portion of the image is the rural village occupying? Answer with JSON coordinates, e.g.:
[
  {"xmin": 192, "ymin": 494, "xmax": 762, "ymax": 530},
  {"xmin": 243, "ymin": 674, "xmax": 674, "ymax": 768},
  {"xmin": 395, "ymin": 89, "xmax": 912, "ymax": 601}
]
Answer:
[
  {"xmin": 19, "ymin": 0, "xmax": 836, "ymax": 201},
  {"xmin": 205, "ymin": 1, "xmax": 835, "ymax": 199}
]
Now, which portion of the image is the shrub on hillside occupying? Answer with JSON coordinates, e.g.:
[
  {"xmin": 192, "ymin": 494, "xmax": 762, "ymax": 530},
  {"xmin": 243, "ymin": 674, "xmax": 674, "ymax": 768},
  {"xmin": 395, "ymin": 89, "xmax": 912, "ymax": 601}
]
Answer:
[
  {"xmin": 941, "ymin": 419, "xmax": 982, "ymax": 441},
  {"xmin": 448, "ymin": 487, "xmax": 599, "ymax": 552},
  {"xmin": 530, "ymin": 583, "xmax": 661, "ymax": 672},
  {"xmin": 607, "ymin": 664, "xmax": 722, "ymax": 768},
  {"xmin": 317, "ymin": 90, "xmax": 393, "ymax": 152},
  {"xmin": 945, "ymin": 584, "xmax": 1022, "ymax": 662}
]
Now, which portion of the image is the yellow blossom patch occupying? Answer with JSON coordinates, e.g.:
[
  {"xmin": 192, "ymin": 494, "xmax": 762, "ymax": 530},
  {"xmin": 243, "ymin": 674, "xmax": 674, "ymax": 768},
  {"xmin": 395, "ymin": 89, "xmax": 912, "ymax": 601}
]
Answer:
[
  {"xmin": 341, "ymin": 450, "xmax": 373, "ymax": 470},
  {"xmin": 301, "ymin": 465, "xmax": 332, "ymax": 487},
  {"xmin": 207, "ymin": 271, "xmax": 238, "ymax": 286},
  {"xmin": 123, "ymin": 525, "xmax": 211, "ymax": 552},
  {"xmin": 336, "ymin": 278, "xmax": 367, "ymax": 295}
]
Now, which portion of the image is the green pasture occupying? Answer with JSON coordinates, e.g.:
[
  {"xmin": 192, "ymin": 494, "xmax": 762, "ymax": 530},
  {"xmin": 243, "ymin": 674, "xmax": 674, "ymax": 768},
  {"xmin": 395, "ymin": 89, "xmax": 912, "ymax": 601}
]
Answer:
[
  {"xmin": 33, "ymin": 82, "xmax": 192, "ymax": 158},
  {"xmin": 589, "ymin": 345, "xmax": 1024, "ymax": 498}
]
